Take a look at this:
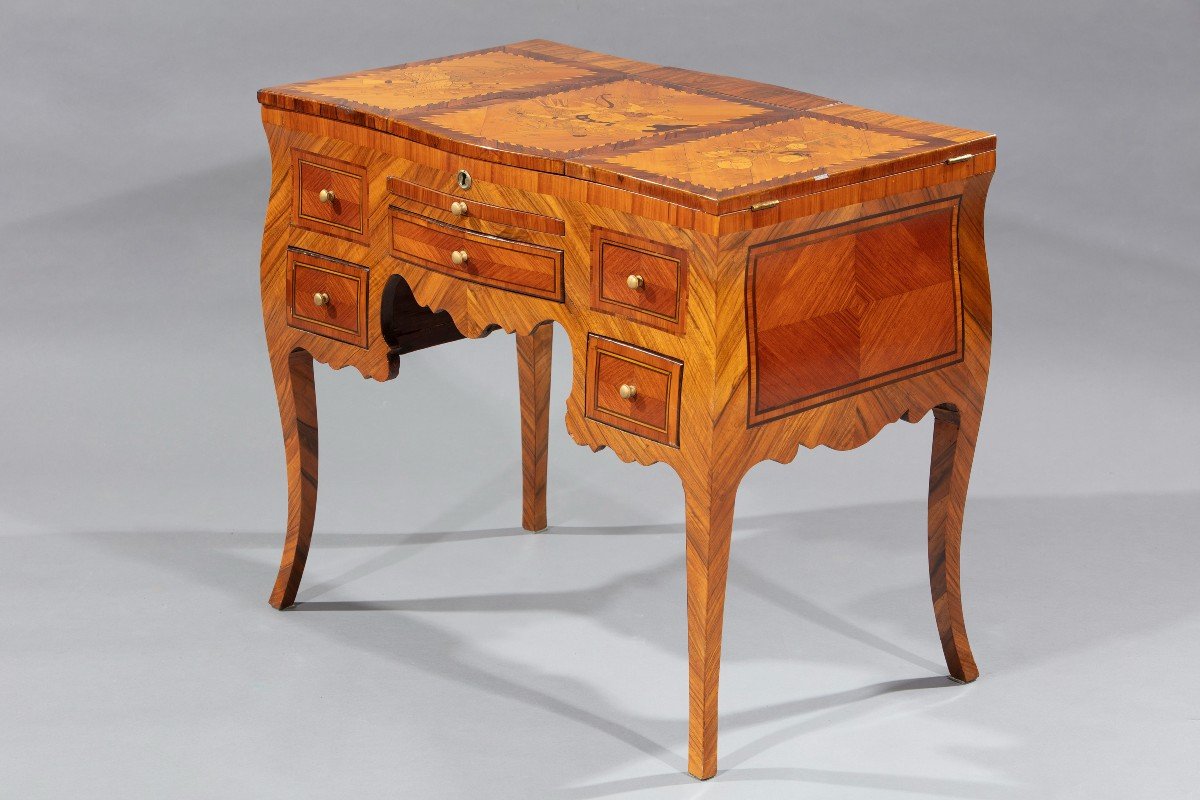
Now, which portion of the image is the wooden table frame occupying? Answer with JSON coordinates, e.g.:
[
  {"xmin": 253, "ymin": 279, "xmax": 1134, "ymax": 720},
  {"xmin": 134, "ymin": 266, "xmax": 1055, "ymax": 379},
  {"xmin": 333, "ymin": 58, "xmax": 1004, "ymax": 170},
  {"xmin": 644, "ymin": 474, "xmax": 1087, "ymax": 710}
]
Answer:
[{"xmin": 258, "ymin": 41, "xmax": 994, "ymax": 780}]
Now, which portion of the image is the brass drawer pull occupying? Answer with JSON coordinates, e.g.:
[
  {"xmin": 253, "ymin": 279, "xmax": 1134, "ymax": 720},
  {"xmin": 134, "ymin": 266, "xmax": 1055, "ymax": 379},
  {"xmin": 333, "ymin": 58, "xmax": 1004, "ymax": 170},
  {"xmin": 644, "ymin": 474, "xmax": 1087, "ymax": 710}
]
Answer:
[
  {"xmin": 312, "ymin": 292, "xmax": 330, "ymax": 307},
  {"xmin": 318, "ymin": 188, "xmax": 335, "ymax": 204},
  {"xmin": 626, "ymin": 274, "xmax": 645, "ymax": 290},
  {"xmin": 618, "ymin": 384, "xmax": 637, "ymax": 400},
  {"xmin": 451, "ymin": 249, "xmax": 469, "ymax": 265}
]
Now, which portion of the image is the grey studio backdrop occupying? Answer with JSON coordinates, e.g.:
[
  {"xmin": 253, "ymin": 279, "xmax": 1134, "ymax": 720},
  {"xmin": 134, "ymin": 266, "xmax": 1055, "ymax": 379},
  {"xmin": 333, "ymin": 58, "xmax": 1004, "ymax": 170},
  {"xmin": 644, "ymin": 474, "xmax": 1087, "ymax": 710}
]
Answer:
[{"xmin": 1, "ymin": 1, "xmax": 1198, "ymax": 798}]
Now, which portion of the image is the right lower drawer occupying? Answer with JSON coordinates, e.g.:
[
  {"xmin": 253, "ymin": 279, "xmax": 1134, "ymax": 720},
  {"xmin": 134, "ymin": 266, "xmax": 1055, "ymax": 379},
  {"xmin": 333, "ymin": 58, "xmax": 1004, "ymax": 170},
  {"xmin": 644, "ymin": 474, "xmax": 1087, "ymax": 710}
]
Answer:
[{"xmin": 584, "ymin": 334, "xmax": 683, "ymax": 447}]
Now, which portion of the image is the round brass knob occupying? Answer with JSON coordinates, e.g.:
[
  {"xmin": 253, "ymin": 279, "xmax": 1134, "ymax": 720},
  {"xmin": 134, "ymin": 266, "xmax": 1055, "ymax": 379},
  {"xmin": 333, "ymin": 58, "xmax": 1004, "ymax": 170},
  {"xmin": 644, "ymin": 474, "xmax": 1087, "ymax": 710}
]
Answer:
[
  {"xmin": 618, "ymin": 384, "xmax": 637, "ymax": 400},
  {"xmin": 449, "ymin": 200, "xmax": 468, "ymax": 216},
  {"xmin": 318, "ymin": 188, "xmax": 335, "ymax": 204},
  {"xmin": 626, "ymin": 274, "xmax": 645, "ymax": 290},
  {"xmin": 313, "ymin": 292, "xmax": 330, "ymax": 307},
  {"xmin": 451, "ymin": 249, "xmax": 469, "ymax": 265}
]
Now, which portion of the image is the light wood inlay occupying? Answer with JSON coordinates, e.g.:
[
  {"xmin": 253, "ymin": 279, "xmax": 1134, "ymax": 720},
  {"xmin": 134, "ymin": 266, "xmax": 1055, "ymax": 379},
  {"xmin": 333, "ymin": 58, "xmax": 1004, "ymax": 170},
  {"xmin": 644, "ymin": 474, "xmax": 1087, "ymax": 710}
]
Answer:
[
  {"xmin": 258, "ymin": 41, "xmax": 996, "ymax": 782},
  {"xmin": 422, "ymin": 78, "xmax": 772, "ymax": 154}
]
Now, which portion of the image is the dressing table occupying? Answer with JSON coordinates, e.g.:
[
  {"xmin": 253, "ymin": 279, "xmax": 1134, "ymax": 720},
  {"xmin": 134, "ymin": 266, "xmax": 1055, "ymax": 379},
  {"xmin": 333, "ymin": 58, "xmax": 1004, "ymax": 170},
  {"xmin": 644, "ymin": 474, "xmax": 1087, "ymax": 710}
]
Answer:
[{"xmin": 257, "ymin": 40, "xmax": 995, "ymax": 779}]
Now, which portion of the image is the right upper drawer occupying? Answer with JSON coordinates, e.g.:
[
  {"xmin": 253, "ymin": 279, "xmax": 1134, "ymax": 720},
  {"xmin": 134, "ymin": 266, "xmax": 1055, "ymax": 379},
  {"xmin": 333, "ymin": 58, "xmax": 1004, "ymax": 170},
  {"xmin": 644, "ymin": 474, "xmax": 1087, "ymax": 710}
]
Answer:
[{"xmin": 590, "ymin": 228, "xmax": 688, "ymax": 335}]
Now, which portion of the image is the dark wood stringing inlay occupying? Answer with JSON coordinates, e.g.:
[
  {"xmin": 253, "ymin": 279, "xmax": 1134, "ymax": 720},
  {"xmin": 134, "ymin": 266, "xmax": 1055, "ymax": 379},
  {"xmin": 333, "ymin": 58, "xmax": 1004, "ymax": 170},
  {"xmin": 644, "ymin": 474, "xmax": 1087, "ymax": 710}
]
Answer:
[
  {"xmin": 584, "ymin": 334, "xmax": 682, "ymax": 447},
  {"xmin": 746, "ymin": 197, "xmax": 963, "ymax": 424},
  {"xmin": 590, "ymin": 228, "xmax": 688, "ymax": 334},
  {"xmin": 387, "ymin": 176, "xmax": 566, "ymax": 236},
  {"xmin": 389, "ymin": 206, "xmax": 564, "ymax": 302}
]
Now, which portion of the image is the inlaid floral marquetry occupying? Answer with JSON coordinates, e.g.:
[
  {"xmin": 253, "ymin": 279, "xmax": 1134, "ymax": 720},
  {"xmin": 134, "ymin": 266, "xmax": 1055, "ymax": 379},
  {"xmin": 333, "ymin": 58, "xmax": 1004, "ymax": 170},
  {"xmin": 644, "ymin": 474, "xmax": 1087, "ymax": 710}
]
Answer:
[
  {"xmin": 259, "ymin": 41, "xmax": 993, "ymax": 212},
  {"xmin": 602, "ymin": 114, "xmax": 933, "ymax": 193},
  {"xmin": 421, "ymin": 79, "xmax": 772, "ymax": 154},
  {"xmin": 258, "ymin": 39, "xmax": 997, "ymax": 784},
  {"xmin": 275, "ymin": 50, "xmax": 596, "ymax": 114}
]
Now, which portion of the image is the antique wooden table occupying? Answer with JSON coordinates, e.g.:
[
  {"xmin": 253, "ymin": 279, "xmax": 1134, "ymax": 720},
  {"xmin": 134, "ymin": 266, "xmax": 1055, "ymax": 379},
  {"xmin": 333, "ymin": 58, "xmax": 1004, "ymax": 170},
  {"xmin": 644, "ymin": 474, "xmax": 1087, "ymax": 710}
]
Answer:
[{"xmin": 257, "ymin": 40, "xmax": 995, "ymax": 779}]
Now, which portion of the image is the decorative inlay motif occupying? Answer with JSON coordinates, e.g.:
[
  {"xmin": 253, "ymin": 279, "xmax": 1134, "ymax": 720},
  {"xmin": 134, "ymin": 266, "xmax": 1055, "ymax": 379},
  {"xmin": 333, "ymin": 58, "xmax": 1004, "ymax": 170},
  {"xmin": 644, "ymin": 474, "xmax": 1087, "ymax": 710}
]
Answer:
[
  {"xmin": 422, "ymin": 79, "xmax": 771, "ymax": 154},
  {"xmin": 603, "ymin": 114, "xmax": 931, "ymax": 192},
  {"xmin": 747, "ymin": 200, "xmax": 962, "ymax": 424},
  {"xmin": 286, "ymin": 51, "xmax": 594, "ymax": 113}
]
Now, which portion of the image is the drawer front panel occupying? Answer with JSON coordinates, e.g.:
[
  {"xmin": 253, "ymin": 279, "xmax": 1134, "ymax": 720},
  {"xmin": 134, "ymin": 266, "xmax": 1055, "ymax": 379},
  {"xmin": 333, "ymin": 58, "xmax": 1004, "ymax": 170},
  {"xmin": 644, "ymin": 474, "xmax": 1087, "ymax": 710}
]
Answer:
[
  {"xmin": 390, "ymin": 208, "xmax": 563, "ymax": 301},
  {"xmin": 584, "ymin": 335, "xmax": 682, "ymax": 447},
  {"xmin": 591, "ymin": 229, "xmax": 687, "ymax": 334},
  {"xmin": 747, "ymin": 198, "xmax": 962, "ymax": 424},
  {"xmin": 387, "ymin": 177, "xmax": 565, "ymax": 236},
  {"xmin": 292, "ymin": 151, "xmax": 368, "ymax": 243},
  {"xmin": 286, "ymin": 249, "xmax": 369, "ymax": 347}
]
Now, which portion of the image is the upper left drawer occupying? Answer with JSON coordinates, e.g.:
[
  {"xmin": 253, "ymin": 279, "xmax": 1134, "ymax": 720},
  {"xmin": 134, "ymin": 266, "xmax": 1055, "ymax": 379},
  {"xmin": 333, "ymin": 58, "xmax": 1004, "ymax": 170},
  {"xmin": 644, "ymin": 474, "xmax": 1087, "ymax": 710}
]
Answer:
[{"xmin": 291, "ymin": 150, "xmax": 368, "ymax": 244}]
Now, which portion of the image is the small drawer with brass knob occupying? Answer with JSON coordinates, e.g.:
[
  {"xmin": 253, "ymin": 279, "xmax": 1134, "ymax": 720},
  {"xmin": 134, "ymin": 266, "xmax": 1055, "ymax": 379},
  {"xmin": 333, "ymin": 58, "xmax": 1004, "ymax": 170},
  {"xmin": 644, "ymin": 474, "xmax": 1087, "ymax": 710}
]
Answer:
[
  {"xmin": 591, "ymin": 228, "xmax": 688, "ymax": 335},
  {"xmin": 285, "ymin": 249, "xmax": 369, "ymax": 347},
  {"xmin": 584, "ymin": 334, "xmax": 682, "ymax": 447},
  {"xmin": 292, "ymin": 150, "xmax": 368, "ymax": 244},
  {"xmin": 386, "ymin": 176, "xmax": 565, "ymax": 236},
  {"xmin": 389, "ymin": 207, "xmax": 563, "ymax": 302}
]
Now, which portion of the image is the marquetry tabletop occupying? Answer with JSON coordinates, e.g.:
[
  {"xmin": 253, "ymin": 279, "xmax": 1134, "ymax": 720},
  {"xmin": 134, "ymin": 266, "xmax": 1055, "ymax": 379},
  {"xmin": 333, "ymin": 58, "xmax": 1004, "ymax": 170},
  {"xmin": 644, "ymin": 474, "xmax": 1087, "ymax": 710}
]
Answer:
[{"xmin": 259, "ymin": 39, "xmax": 994, "ymax": 213}]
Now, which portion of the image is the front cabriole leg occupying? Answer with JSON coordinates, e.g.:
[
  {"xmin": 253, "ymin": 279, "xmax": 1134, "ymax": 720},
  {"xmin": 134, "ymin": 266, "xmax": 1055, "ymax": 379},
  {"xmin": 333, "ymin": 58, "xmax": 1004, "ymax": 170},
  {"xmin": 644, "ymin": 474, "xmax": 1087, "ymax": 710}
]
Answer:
[{"xmin": 268, "ymin": 346, "xmax": 319, "ymax": 610}]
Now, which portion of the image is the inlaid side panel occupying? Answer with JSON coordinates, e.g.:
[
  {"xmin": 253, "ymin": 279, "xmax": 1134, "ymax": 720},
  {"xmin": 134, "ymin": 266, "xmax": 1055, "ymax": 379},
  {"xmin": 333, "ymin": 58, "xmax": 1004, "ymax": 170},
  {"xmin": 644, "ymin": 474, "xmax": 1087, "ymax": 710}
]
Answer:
[{"xmin": 747, "ymin": 199, "xmax": 962, "ymax": 425}]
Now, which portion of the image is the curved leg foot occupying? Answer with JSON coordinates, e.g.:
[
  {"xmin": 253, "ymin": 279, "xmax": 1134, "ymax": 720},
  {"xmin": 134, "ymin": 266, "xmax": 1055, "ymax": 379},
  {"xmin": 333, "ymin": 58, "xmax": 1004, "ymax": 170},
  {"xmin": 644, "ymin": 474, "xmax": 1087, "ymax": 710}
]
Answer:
[
  {"xmin": 517, "ymin": 325, "xmax": 552, "ymax": 532},
  {"xmin": 683, "ymin": 470, "xmax": 738, "ymax": 779},
  {"xmin": 269, "ymin": 347, "xmax": 318, "ymax": 610},
  {"xmin": 928, "ymin": 404, "xmax": 980, "ymax": 682}
]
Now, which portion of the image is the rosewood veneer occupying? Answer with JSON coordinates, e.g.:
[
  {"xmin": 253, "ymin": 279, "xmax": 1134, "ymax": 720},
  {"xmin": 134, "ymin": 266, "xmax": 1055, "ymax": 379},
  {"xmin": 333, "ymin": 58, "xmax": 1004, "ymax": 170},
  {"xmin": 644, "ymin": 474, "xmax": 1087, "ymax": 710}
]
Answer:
[{"xmin": 257, "ymin": 40, "xmax": 995, "ymax": 780}]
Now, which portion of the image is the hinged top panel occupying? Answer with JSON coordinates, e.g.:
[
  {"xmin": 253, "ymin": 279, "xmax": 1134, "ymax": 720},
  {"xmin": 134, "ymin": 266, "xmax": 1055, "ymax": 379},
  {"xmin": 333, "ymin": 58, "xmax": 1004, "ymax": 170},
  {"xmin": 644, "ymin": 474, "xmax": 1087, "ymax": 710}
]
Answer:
[{"xmin": 259, "ymin": 40, "xmax": 995, "ymax": 215}]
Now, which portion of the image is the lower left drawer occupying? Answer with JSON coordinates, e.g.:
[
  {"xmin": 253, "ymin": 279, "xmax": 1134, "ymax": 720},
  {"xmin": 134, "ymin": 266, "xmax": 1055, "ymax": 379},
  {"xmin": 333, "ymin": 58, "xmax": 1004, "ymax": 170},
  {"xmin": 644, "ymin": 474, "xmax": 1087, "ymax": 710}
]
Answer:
[{"xmin": 286, "ymin": 249, "xmax": 369, "ymax": 347}]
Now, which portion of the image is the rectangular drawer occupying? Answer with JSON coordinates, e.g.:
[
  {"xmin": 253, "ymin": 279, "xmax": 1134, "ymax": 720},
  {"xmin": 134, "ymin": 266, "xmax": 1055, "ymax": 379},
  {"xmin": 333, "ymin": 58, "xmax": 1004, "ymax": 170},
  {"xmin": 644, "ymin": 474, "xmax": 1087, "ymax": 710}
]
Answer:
[
  {"xmin": 292, "ymin": 150, "xmax": 368, "ymax": 243},
  {"xmin": 590, "ymin": 229, "xmax": 688, "ymax": 334},
  {"xmin": 390, "ymin": 207, "xmax": 564, "ymax": 301},
  {"xmin": 584, "ymin": 334, "xmax": 682, "ymax": 447},
  {"xmin": 286, "ymin": 249, "xmax": 368, "ymax": 347},
  {"xmin": 387, "ymin": 177, "xmax": 565, "ymax": 236}
]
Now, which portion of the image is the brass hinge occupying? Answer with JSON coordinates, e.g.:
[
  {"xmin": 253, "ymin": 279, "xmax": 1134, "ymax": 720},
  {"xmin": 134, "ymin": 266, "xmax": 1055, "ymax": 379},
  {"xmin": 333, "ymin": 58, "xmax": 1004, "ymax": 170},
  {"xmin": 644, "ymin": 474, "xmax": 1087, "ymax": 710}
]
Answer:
[
  {"xmin": 945, "ymin": 154, "xmax": 974, "ymax": 164},
  {"xmin": 749, "ymin": 199, "xmax": 780, "ymax": 212}
]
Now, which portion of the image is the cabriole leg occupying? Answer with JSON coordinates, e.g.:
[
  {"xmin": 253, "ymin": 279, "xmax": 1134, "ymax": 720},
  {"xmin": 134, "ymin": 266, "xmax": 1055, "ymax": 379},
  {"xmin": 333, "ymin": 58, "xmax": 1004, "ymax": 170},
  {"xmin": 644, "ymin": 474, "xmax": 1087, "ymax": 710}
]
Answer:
[
  {"xmin": 928, "ymin": 403, "xmax": 981, "ymax": 682},
  {"xmin": 268, "ymin": 347, "xmax": 318, "ymax": 610}
]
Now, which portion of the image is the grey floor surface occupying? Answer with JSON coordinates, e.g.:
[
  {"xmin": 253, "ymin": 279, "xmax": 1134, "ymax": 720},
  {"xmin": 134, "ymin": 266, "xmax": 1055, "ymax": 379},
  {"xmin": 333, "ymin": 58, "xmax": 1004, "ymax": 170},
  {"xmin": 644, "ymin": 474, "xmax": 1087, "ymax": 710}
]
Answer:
[{"xmin": 3, "ymin": 1, "xmax": 1200, "ymax": 798}]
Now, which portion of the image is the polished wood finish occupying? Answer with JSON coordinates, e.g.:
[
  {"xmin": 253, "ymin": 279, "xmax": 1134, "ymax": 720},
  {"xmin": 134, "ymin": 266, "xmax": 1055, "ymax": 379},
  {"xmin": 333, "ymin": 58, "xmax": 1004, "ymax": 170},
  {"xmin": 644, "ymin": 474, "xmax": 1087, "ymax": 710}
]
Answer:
[
  {"xmin": 260, "ymin": 39, "xmax": 993, "ymax": 214},
  {"xmin": 590, "ymin": 228, "xmax": 688, "ymax": 334},
  {"xmin": 258, "ymin": 41, "xmax": 995, "ymax": 781},
  {"xmin": 389, "ymin": 207, "xmax": 564, "ymax": 301},
  {"xmin": 285, "ymin": 249, "xmax": 368, "ymax": 347},
  {"xmin": 268, "ymin": 348, "xmax": 318, "ymax": 610},
  {"xmin": 584, "ymin": 334, "xmax": 683, "ymax": 447},
  {"xmin": 291, "ymin": 150, "xmax": 368, "ymax": 243},
  {"xmin": 517, "ymin": 325, "xmax": 553, "ymax": 532},
  {"xmin": 387, "ymin": 176, "xmax": 567, "ymax": 236},
  {"xmin": 747, "ymin": 200, "xmax": 960, "ymax": 423}
]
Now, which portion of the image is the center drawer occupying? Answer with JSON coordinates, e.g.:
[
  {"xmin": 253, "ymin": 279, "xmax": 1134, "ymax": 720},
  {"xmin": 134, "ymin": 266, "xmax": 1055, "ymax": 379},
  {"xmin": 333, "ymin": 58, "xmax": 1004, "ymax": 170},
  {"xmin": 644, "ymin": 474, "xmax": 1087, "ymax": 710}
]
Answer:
[{"xmin": 390, "ymin": 207, "xmax": 564, "ymax": 302}]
